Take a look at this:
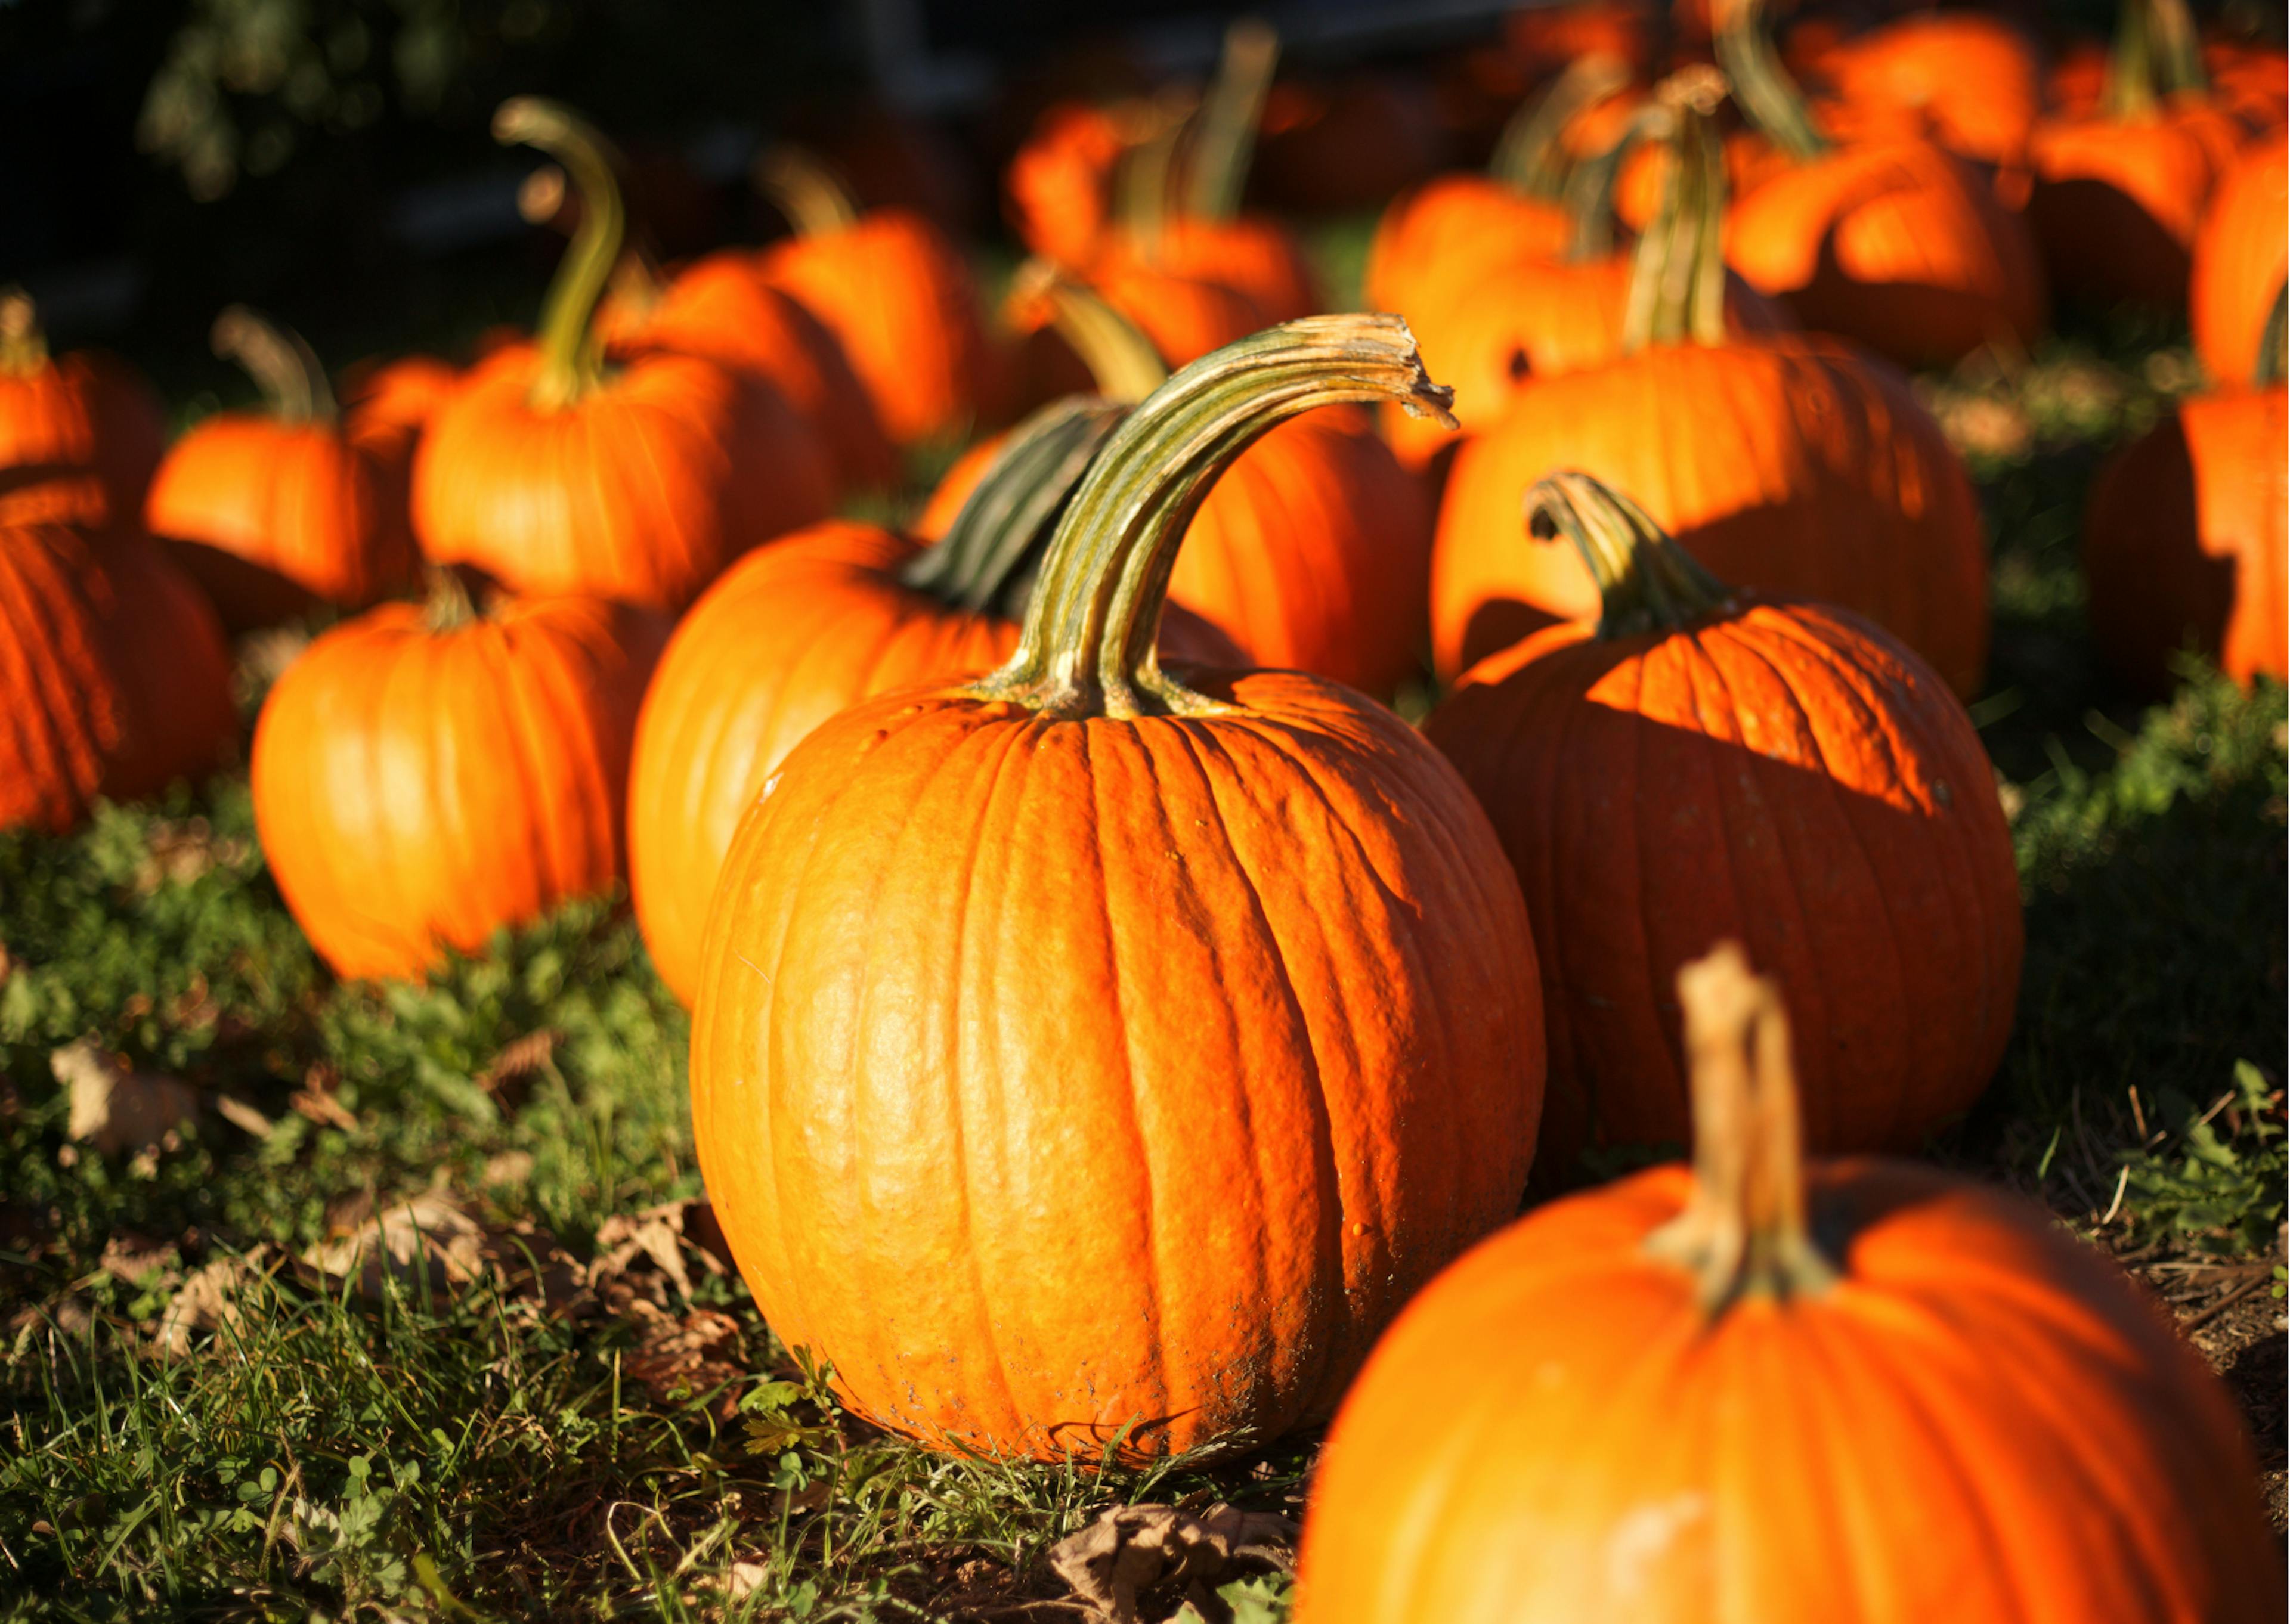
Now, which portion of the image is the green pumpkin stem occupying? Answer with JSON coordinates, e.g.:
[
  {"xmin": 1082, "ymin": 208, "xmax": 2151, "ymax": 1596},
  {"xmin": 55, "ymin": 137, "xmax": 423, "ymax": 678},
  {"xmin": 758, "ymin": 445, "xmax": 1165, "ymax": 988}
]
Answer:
[
  {"xmin": 1489, "ymin": 52, "xmax": 1632, "ymax": 200},
  {"xmin": 2258, "ymin": 284, "xmax": 2288, "ymax": 387},
  {"xmin": 1562, "ymin": 101, "xmax": 1669, "ymax": 262},
  {"xmin": 2106, "ymin": 0, "xmax": 2207, "ymax": 116},
  {"xmin": 1524, "ymin": 470, "xmax": 1734, "ymax": 639},
  {"xmin": 211, "ymin": 305, "xmax": 336, "ymax": 426},
  {"xmin": 1116, "ymin": 91, "xmax": 1197, "ymax": 261},
  {"xmin": 519, "ymin": 163, "xmax": 667, "ymax": 314},
  {"xmin": 1715, "ymin": 0, "xmax": 1829, "ymax": 162},
  {"xmin": 0, "ymin": 287, "xmax": 49, "ymax": 376},
  {"xmin": 494, "ymin": 97, "xmax": 626, "ymax": 411},
  {"xmin": 1016, "ymin": 262, "xmax": 1171, "ymax": 404},
  {"xmin": 1187, "ymin": 17, "xmax": 1279, "ymax": 221},
  {"xmin": 753, "ymin": 145, "xmax": 861, "ymax": 237},
  {"xmin": 1644, "ymin": 942, "xmax": 1838, "ymax": 1313},
  {"xmin": 1621, "ymin": 70, "xmax": 1734, "ymax": 355},
  {"xmin": 973, "ymin": 315, "xmax": 1455, "ymax": 719},
  {"xmin": 422, "ymin": 565, "xmax": 482, "ymax": 633},
  {"xmin": 899, "ymin": 397, "xmax": 1131, "ymax": 619}
]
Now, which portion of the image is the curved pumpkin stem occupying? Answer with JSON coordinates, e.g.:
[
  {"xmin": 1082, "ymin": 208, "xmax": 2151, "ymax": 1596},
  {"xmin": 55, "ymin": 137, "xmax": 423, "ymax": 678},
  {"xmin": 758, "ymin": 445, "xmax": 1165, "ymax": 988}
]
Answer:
[
  {"xmin": 422, "ymin": 565, "xmax": 482, "ymax": 633},
  {"xmin": 1489, "ymin": 52, "xmax": 1633, "ymax": 200},
  {"xmin": 1115, "ymin": 90, "xmax": 1197, "ymax": 263},
  {"xmin": 212, "ymin": 305, "xmax": 336, "ymax": 426},
  {"xmin": 2106, "ymin": 0, "xmax": 2207, "ymax": 116},
  {"xmin": 1621, "ymin": 70, "xmax": 1733, "ymax": 354},
  {"xmin": 899, "ymin": 396, "xmax": 1130, "ymax": 619},
  {"xmin": 1644, "ymin": 941, "xmax": 1837, "ymax": 1313},
  {"xmin": 0, "ymin": 287, "xmax": 48, "ymax": 376},
  {"xmin": 1014, "ymin": 262, "xmax": 1171, "ymax": 405},
  {"xmin": 2258, "ymin": 284, "xmax": 2288, "ymax": 388},
  {"xmin": 1713, "ymin": 0, "xmax": 1828, "ymax": 162},
  {"xmin": 754, "ymin": 145, "xmax": 861, "ymax": 237},
  {"xmin": 973, "ymin": 314, "xmax": 1455, "ymax": 720},
  {"xmin": 1187, "ymin": 17, "xmax": 1280, "ymax": 222},
  {"xmin": 519, "ymin": 163, "xmax": 668, "ymax": 314},
  {"xmin": 494, "ymin": 97, "xmax": 626, "ymax": 411},
  {"xmin": 1524, "ymin": 470, "xmax": 1734, "ymax": 639}
]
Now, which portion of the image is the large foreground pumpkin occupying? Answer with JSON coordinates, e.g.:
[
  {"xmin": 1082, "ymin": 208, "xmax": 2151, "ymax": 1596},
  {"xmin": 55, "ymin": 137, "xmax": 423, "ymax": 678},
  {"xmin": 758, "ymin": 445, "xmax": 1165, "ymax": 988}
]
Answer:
[
  {"xmin": 1428, "ymin": 473, "xmax": 2020, "ymax": 1176},
  {"xmin": 1296, "ymin": 943, "xmax": 2283, "ymax": 1623},
  {"xmin": 252, "ymin": 572, "xmax": 667, "ymax": 981},
  {"xmin": 0, "ymin": 289, "xmax": 165, "ymax": 528},
  {"xmin": 689, "ymin": 318, "xmax": 1545, "ymax": 1461}
]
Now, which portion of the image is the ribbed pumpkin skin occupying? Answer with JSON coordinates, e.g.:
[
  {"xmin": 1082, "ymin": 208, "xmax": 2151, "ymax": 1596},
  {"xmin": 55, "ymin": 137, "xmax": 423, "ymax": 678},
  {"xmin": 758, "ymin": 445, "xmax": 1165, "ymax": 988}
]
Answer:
[
  {"xmin": 1811, "ymin": 12, "xmax": 2043, "ymax": 168},
  {"xmin": 1135, "ymin": 216, "xmax": 1323, "ymax": 326},
  {"xmin": 411, "ymin": 343, "xmax": 833, "ymax": 612},
  {"xmin": 2026, "ymin": 106, "xmax": 2245, "ymax": 310},
  {"xmin": 2190, "ymin": 131, "xmax": 2288, "ymax": 387},
  {"xmin": 2084, "ymin": 385, "xmax": 2287, "ymax": 695},
  {"xmin": 1724, "ymin": 138, "xmax": 2047, "ymax": 367},
  {"xmin": 1087, "ymin": 259, "xmax": 1268, "ymax": 371},
  {"xmin": 757, "ymin": 209, "xmax": 988, "ymax": 447},
  {"xmin": 1431, "ymin": 339, "xmax": 1989, "ymax": 693},
  {"xmin": 1428, "ymin": 596, "xmax": 2020, "ymax": 1170},
  {"xmin": 1363, "ymin": 177, "xmax": 1571, "ymax": 332},
  {"xmin": 1, "ymin": 524, "xmax": 234, "ymax": 833},
  {"xmin": 0, "ymin": 352, "xmax": 166, "ymax": 528},
  {"xmin": 595, "ymin": 256, "xmax": 896, "ymax": 492},
  {"xmin": 691, "ymin": 673, "xmax": 1545, "ymax": 1461},
  {"xmin": 1295, "ymin": 1158, "xmax": 2282, "ymax": 1624},
  {"xmin": 251, "ymin": 594, "xmax": 667, "ymax": 981}
]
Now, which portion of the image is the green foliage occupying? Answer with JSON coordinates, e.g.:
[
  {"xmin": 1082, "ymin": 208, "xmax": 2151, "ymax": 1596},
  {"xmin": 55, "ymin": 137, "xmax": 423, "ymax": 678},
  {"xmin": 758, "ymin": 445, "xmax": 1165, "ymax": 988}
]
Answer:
[{"xmin": 2117, "ymin": 1061, "xmax": 2287, "ymax": 1254}]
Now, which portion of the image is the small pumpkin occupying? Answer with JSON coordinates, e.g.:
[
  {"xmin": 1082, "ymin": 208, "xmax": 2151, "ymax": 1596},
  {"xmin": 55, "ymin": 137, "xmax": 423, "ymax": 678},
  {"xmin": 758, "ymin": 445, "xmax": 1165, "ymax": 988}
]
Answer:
[
  {"xmin": 1427, "ymin": 472, "xmax": 2020, "ymax": 1174},
  {"xmin": 0, "ymin": 288, "xmax": 165, "ymax": 528},
  {"xmin": 689, "ymin": 317, "xmax": 1544, "ymax": 1462},
  {"xmin": 1431, "ymin": 92, "xmax": 1990, "ymax": 695},
  {"xmin": 252, "ymin": 569, "xmax": 667, "ymax": 981},
  {"xmin": 1004, "ymin": 100, "xmax": 1134, "ymax": 270},
  {"xmin": 2190, "ymin": 126, "xmax": 2288, "ymax": 387},
  {"xmin": 1296, "ymin": 941, "xmax": 2284, "ymax": 1624},
  {"xmin": 145, "ymin": 308, "xmax": 420, "ymax": 630},
  {"xmin": 415, "ymin": 101, "xmax": 834, "ymax": 611},
  {"xmin": 0, "ymin": 516, "xmax": 236, "ymax": 835},
  {"xmin": 1800, "ymin": 10, "xmax": 2045, "ymax": 171}
]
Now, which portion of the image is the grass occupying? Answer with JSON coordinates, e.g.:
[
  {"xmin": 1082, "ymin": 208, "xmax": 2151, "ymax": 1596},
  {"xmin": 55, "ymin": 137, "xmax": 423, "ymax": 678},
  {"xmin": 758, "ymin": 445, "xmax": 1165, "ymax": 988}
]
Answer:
[{"xmin": 3, "ymin": 258, "xmax": 2286, "ymax": 1616}]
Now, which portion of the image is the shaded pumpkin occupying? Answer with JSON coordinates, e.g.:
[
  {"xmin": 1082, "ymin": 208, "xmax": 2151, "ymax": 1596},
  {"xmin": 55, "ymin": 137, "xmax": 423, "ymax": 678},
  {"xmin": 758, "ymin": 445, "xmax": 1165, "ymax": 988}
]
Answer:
[
  {"xmin": 1800, "ymin": 10, "xmax": 2045, "ymax": 171},
  {"xmin": 146, "ymin": 308, "xmax": 420, "ymax": 630},
  {"xmin": 2190, "ymin": 127, "xmax": 2288, "ymax": 386},
  {"xmin": 1426, "ymin": 472, "xmax": 2020, "ymax": 1176},
  {"xmin": 0, "ymin": 288, "xmax": 165, "ymax": 528},
  {"xmin": 689, "ymin": 317, "xmax": 1544, "ymax": 1462},
  {"xmin": 1295, "ymin": 942, "xmax": 2282, "ymax": 1624},
  {"xmin": 416, "ymin": 101, "xmax": 835, "ymax": 611},
  {"xmin": 0, "ymin": 517, "xmax": 236, "ymax": 835},
  {"xmin": 251, "ymin": 570, "xmax": 667, "ymax": 981}
]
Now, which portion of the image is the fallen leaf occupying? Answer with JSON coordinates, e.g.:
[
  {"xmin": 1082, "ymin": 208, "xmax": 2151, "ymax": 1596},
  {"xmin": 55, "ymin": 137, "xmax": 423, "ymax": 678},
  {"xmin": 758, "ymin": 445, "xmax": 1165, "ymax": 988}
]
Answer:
[
  {"xmin": 289, "ymin": 1067, "xmax": 359, "ymax": 1132},
  {"xmin": 1049, "ymin": 1503, "xmax": 1297, "ymax": 1624},
  {"xmin": 479, "ymin": 1030, "xmax": 559, "ymax": 1093},
  {"xmin": 481, "ymin": 1149, "xmax": 535, "ymax": 1189},
  {"xmin": 99, "ymin": 1231, "xmax": 181, "ymax": 1287},
  {"xmin": 133, "ymin": 817, "xmax": 249, "ymax": 892},
  {"xmin": 722, "ymin": 1560, "xmax": 768, "ymax": 1599},
  {"xmin": 214, "ymin": 1095, "xmax": 273, "ymax": 1139},
  {"xmin": 302, "ymin": 1194, "xmax": 490, "ymax": 1297},
  {"xmin": 54, "ymin": 1040, "xmax": 202, "ymax": 1154},
  {"xmin": 624, "ymin": 1306, "xmax": 747, "ymax": 1419},
  {"xmin": 155, "ymin": 1247, "xmax": 271, "ymax": 1358},
  {"xmin": 588, "ymin": 1200, "xmax": 728, "ymax": 1304}
]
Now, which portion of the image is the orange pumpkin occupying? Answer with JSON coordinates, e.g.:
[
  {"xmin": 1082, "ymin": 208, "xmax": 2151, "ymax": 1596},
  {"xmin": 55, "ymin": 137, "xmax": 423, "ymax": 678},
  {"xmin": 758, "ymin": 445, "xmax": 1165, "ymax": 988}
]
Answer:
[
  {"xmin": 1802, "ymin": 10, "xmax": 2045, "ymax": 171},
  {"xmin": 1005, "ymin": 101, "xmax": 1134, "ymax": 269},
  {"xmin": 251, "ymin": 570, "xmax": 667, "ymax": 981},
  {"xmin": 144, "ymin": 308, "xmax": 420, "ymax": 630},
  {"xmin": 2190, "ymin": 128, "xmax": 2288, "ymax": 386},
  {"xmin": 0, "ymin": 289, "xmax": 165, "ymax": 528},
  {"xmin": 753, "ymin": 147, "xmax": 989, "ymax": 448},
  {"xmin": 1296, "ymin": 942, "xmax": 2283, "ymax": 1624},
  {"xmin": 689, "ymin": 317, "xmax": 1544, "ymax": 1462},
  {"xmin": 1427, "ymin": 473, "xmax": 2020, "ymax": 1174},
  {"xmin": 416, "ymin": 101, "xmax": 834, "ymax": 611},
  {"xmin": 1431, "ymin": 94, "xmax": 1989, "ymax": 695}
]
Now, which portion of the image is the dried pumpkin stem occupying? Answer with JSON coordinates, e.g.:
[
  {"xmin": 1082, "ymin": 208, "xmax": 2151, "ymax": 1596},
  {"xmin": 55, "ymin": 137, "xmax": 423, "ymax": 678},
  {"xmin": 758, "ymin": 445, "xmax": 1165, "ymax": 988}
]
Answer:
[
  {"xmin": 494, "ymin": 97, "xmax": 625, "ymax": 411},
  {"xmin": 519, "ymin": 163, "xmax": 667, "ymax": 312},
  {"xmin": 422, "ymin": 565, "xmax": 482, "ymax": 633},
  {"xmin": 1644, "ymin": 941, "xmax": 1837, "ymax": 1313},
  {"xmin": 754, "ymin": 146, "xmax": 861, "ymax": 237},
  {"xmin": 1187, "ymin": 17, "xmax": 1280, "ymax": 222},
  {"xmin": 899, "ymin": 396, "xmax": 1130, "ymax": 619},
  {"xmin": 1621, "ymin": 71, "xmax": 1732, "ymax": 354},
  {"xmin": 212, "ymin": 305, "xmax": 336, "ymax": 426},
  {"xmin": 1016, "ymin": 264, "xmax": 1171, "ymax": 404},
  {"xmin": 1489, "ymin": 52, "xmax": 1632, "ymax": 199},
  {"xmin": 1524, "ymin": 471, "xmax": 1734, "ymax": 639},
  {"xmin": 974, "ymin": 314, "xmax": 1456, "ymax": 719},
  {"xmin": 1714, "ymin": 0, "xmax": 1828, "ymax": 162},
  {"xmin": 0, "ymin": 287, "xmax": 48, "ymax": 376}
]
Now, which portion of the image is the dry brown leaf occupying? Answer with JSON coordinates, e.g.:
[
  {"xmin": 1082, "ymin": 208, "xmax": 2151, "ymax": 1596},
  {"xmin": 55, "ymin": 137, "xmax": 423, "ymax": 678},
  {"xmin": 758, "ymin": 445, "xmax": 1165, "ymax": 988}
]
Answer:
[
  {"xmin": 99, "ymin": 1231, "xmax": 181, "ymax": 1287},
  {"xmin": 214, "ymin": 1095, "xmax": 274, "ymax": 1139},
  {"xmin": 722, "ymin": 1560, "xmax": 769, "ymax": 1599},
  {"xmin": 623, "ymin": 1306, "xmax": 746, "ymax": 1419},
  {"xmin": 301, "ymin": 1194, "xmax": 490, "ymax": 1297},
  {"xmin": 156, "ymin": 1247, "xmax": 271, "ymax": 1358},
  {"xmin": 481, "ymin": 1149, "xmax": 535, "ymax": 1189},
  {"xmin": 54, "ymin": 1040, "xmax": 203, "ymax": 1154},
  {"xmin": 134, "ymin": 817, "xmax": 249, "ymax": 892},
  {"xmin": 588, "ymin": 1200, "xmax": 728, "ymax": 1303},
  {"xmin": 1049, "ymin": 1503, "xmax": 1296, "ymax": 1624},
  {"xmin": 479, "ymin": 1030, "xmax": 559, "ymax": 1093},
  {"xmin": 289, "ymin": 1068, "xmax": 358, "ymax": 1132}
]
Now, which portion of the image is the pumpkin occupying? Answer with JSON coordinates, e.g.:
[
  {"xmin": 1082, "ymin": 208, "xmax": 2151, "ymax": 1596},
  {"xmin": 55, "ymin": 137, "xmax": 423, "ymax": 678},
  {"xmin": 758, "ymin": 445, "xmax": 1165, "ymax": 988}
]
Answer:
[
  {"xmin": 1717, "ymin": 0, "xmax": 2047, "ymax": 367},
  {"xmin": 936, "ymin": 280, "xmax": 1437, "ymax": 698},
  {"xmin": 753, "ymin": 146, "xmax": 989, "ymax": 448},
  {"xmin": 2083, "ymin": 337, "xmax": 2286, "ymax": 695},
  {"xmin": 1431, "ymin": 92, "xmax": 1989, "ymax": 695},
  {"xmin": 338, "ymin": 352, "xmax": 457, "ymax": 456},
  {"xmin": 1800, "ymin": 10, "xmax": 2044, "ymax": 171},
  {"xmin": 144, "ymin": 307, "xmax": 420, "ymax": 630},
  {"xmin": 688, "ymin": 317, "xmax": 1544, "ymax": 1462},
  {"xmin": 0, "ymin": 288, "xmax": 165, "ymax": 528},
  {"xmin": 0, "ymin": 517, "xmax": 236, "ymax": 835},
  {"xmin": 415, "ymin": 101, "xmax": 834, "ymax": 612},
  {"xmin": 1005, "ymin": 100, "xmax": 1134, "ymax": 270},
  {"xmin": 2190, "ymin": 127, "xmax": 2288, "ymax": 387},
  {"xmin": 2025, "ymin": 0, "xmax": 2246, "ymax": 312},
  {"xmin": 1296, "ymin": 941, "xmax": 2284, "ymax": 1624},
  {"xmin": 630, "ymin": 398, "xmax": 1239, "ymax": 1005},
  {"xmin": 251, "ymin": 569, "xmax": 667, "ymax": 981},
  {"xmin": 1426, "ymin": 472, "xmax": 2020, "ymax": 1175}
]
